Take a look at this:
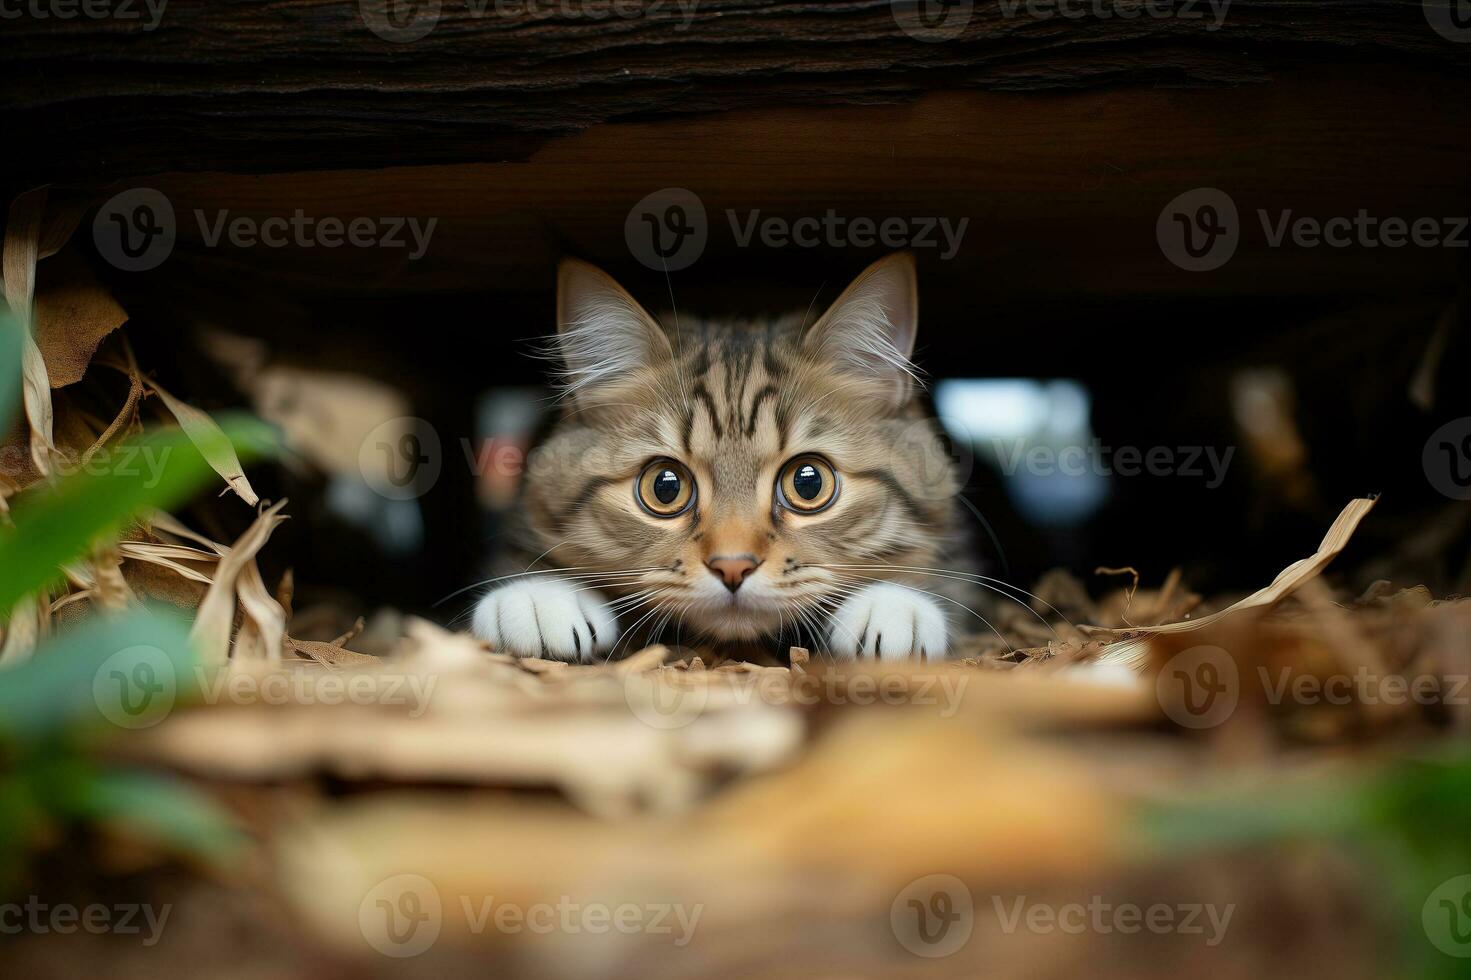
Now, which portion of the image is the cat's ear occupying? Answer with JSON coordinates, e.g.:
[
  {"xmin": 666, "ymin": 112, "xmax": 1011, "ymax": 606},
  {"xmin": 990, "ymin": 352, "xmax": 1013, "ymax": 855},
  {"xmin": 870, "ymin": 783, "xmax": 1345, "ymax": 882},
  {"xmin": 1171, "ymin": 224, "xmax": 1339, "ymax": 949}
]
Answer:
[
  {"xmin": 804, "ymin": 252, "xmax": 919, "ymax": 406},
  {"xmin": 554, "ymin": 258, "xmax": 672, "ymax": 402}
]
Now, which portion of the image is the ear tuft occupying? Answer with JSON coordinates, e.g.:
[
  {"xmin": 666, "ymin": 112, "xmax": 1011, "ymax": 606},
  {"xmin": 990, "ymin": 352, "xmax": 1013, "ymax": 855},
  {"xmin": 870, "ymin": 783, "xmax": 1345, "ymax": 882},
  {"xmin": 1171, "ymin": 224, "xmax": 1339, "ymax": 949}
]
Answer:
[
  {"xmin": 554, "ymin": 258, "xmax": 672, "ymax": 402},
  {"xmin": 804, "ymin": 252, "xmax": 920, "ymax": 405}
]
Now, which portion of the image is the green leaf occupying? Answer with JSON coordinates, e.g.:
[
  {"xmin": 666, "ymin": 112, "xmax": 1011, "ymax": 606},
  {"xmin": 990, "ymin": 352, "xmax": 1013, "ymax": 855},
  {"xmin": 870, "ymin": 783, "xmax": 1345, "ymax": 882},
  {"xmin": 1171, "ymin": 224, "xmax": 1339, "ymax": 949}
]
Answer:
[
  {"xmin": 1141, "ymin": 751, "xmax": 1471, "ymax": 980},
  {"xmin": 0, "ymin": 311, "xmax": 20, "ymax": 437},
  {"xmin": 0, "ymin": 607, "xmax": 201, "ymax": 742},
  {"xmin": 0, "ymin": 414, "xmax": 278, "ymax": 615},
  {"xmin": 70, "ymin": 769, "xmax": 244, "ymax": 864},
  {"xmin": 0, "ymin": 609, "xmax": 241, "ymax": 895}
]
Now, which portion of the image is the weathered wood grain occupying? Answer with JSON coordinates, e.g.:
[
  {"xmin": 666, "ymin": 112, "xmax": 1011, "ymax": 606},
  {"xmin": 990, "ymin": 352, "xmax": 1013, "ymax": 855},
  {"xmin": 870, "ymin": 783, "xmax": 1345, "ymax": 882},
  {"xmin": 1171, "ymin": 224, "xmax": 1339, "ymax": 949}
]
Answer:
[{"xmin": 3, "ymin": 0, "xmax": 1467, "ymax": 184}]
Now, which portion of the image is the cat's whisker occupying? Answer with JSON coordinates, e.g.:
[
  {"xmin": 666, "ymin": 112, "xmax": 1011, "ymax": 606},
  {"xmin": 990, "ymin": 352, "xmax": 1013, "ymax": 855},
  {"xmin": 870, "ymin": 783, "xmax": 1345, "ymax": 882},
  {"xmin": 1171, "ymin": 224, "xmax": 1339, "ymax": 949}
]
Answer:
[
  {"xmin": 571, "ymin": 579, "xmax": 658, "ymax": 598},
  {"xmin": 804, "ymin": 592, "xmax": 864, "ymax": 651},
  {"xmin": 827, "ymin": 570, "xmax": 1015, "ymax": 654},
  {"xmin": 435, "ymin": 565, "xmax": 596, "ymax": 607},
  {"xmin": 611, "ymin": 582, "xmax": 673, "ymax": 629},
  {"xmin": 787, "ymin": 585, "xmax": 859, "ymax": 623},
  {"xmin": 608, "ymin": 588, "xmax": 662, "ymax": 613},
  {"xmin": 650, "ymin": 594, "xmax": 682, "ymax": 647},
  {"xmin": 437, "ymin": 566, "xmax": 665, "ymax": 607},
  {"xmin": 788, "ymin": 596, "xmax": 829, "ymax": 648},
  {"xmin": 609, "ymin": 590, "xmax": 676, "ymax": 659},
  {"xmin": 647, "ymin": 600, "xmax": 684, "ymax": 648},
  {"xmin": 521, "ymin": 539, "xmax": 570, "ymax": 575},
  {"xmin": 789, "ymin": 593, "xmax": 849, "ymax": 661},
  {"xmin": 813, "ymin": 563, "xmax": 1070, "ymax": 635}
]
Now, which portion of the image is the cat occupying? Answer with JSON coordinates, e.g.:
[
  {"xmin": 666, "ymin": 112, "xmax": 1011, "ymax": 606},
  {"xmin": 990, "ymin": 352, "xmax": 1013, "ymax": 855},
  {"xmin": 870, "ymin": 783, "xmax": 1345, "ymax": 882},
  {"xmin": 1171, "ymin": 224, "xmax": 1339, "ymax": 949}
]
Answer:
[{"xmin": 469, "ymin": 252, "xmax": 966, "ymax": 662}]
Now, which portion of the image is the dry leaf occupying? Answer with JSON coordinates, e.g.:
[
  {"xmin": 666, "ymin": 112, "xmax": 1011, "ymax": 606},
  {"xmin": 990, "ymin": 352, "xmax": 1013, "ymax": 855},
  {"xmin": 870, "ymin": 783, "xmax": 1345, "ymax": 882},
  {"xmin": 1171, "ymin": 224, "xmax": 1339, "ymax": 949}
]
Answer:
[
  {"xmin": 236, "ymin": 558, "xmax": 287, "ymax": 661},
  {"xmin": 1097, "ymin": 496, "xmax": 1379, "ymax": 668},
  {"xmin": 0, "ymin": 595, "xmax": 46, "ymax": 666},
  {"xmin": 33, "ymin": 247, "xmax": 128, "ymax": 388},
  {"xmin": 146, "ymin": 379, "xmax": 260, "ymax": 506},
  {"xmin": 288, "ymin": 638, "xmax": 379, "ymax": 667},
  {"xmin": 189, "ymin": 501, "xmax": 288, "ymax": 666},
  {"xmin": 3, "ymin": 188, "xmax": 59, "ymax": 475}
]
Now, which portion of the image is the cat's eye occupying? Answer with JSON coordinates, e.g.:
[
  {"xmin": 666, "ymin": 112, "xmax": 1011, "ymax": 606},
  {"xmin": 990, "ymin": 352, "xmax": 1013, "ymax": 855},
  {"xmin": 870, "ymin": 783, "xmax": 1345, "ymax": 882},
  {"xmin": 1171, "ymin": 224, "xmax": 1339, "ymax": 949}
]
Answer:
[
  {"xmin": 636, "ymin": 459, "xmax": 696, "ymax": 517},
  {"xmin": 776, "ymin": 455, "xmax": 838, "ymax": 513}
]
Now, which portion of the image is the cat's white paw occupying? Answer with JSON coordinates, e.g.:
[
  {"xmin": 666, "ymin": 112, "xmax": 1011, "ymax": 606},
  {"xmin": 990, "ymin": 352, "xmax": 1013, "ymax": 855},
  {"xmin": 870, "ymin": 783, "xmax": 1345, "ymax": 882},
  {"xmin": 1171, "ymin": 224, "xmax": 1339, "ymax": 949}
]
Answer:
[
  {"xmin": 470, "ymin": 577, "xmax": 616, "ymax": 663},
  {"xmin": 827, "ymin": 582, "xmax": 947, "ymax": 661}
]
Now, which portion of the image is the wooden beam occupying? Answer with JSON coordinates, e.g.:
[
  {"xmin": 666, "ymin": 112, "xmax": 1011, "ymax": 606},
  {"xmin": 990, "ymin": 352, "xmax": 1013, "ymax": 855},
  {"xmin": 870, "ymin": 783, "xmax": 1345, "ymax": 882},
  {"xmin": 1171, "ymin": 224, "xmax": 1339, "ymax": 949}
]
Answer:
[
  {"xmin": 94, "ymin": 71, "xmax": 1471, "ymax": 313},
  {"xmin": 3, "ymin": 0, "xmax": 1467, "ymax": 185}
]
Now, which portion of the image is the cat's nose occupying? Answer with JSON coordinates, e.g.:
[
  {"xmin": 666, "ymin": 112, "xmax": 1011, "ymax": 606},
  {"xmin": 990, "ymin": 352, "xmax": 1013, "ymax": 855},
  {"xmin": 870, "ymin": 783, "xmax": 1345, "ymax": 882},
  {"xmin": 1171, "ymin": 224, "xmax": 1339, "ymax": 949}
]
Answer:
[{"xmin": 706, "ymin": 555, "xmax": 761, "ymax": 593}]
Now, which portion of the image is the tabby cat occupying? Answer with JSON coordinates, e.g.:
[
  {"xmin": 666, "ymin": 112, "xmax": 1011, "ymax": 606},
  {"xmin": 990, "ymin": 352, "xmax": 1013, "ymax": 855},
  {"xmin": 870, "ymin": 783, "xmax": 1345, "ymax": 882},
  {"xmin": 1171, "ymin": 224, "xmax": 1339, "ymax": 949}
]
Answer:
[{"xmin": 470, "ymin": 252, "xmax": 965, "ymax": 662}]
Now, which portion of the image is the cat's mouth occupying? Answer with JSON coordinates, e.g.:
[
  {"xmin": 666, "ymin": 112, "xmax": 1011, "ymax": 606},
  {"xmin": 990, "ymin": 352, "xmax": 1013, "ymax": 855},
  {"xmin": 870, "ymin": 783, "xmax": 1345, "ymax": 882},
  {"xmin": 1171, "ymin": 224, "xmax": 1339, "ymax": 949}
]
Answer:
[{"xmin": 680, "ymin": 592, "xmax": 789, "ymax": 640}]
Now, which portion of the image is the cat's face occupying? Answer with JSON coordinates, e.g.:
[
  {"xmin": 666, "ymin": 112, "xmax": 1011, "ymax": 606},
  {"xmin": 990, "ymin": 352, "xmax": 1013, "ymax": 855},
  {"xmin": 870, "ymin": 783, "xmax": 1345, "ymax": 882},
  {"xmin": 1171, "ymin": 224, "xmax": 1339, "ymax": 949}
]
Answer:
[{"xmin": 523, "ymin": 253, "xmax": 957, "ymax": 643}]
